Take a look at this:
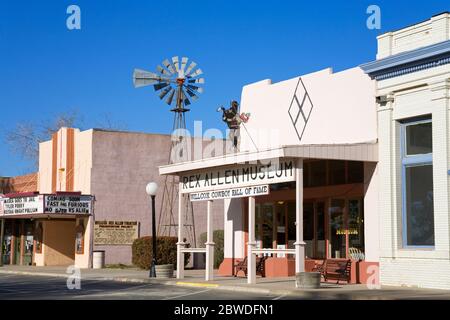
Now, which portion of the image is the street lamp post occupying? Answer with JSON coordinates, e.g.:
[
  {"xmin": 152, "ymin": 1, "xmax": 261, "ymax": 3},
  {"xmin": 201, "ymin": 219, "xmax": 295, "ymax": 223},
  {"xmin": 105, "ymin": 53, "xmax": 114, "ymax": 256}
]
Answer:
[
  {"xmin": 0, "ymin": 219, "xmax": 4, "ymax": 267},
  {"xmin": 146, "ymin": 182, "xmax": 158, "ymax": 278}
]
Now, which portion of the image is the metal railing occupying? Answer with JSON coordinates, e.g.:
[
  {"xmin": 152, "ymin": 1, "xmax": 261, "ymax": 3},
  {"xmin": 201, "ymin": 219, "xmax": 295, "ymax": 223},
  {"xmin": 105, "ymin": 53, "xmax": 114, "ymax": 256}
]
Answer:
[{"xmin": 180, "ymin": 247, "xmax": 206, "ymax": 254}]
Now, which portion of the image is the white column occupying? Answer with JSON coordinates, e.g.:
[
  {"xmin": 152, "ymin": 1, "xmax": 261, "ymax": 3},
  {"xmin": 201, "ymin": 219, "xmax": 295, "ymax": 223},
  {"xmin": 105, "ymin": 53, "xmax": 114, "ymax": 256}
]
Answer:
[
  {"xmin": 294, "ymin": 159, "xmax": 305, "ymax": 273},
  {"xmin": 247, "ymin": 196, "xmax": 256, "ymax": 284},
  {"xmin": 205, "ymin": 200, "xmax": 215, "ymax": 281},
  {"xmin": 176, "ymin": 185, "xmax": 185, "ymax": 279}
]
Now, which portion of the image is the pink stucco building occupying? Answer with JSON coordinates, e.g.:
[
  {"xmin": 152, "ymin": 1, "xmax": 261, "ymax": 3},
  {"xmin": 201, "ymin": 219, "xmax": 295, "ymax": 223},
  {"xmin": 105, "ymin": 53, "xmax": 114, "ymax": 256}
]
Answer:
[{"xmin": 1, "ymin": 128, "xmax": 223, "ymax": 267}]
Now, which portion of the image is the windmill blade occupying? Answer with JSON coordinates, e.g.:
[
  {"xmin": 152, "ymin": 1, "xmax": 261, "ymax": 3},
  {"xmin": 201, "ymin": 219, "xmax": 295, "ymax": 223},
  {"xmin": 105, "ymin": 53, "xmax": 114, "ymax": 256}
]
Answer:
[
  {"xmin": 188, "ymin": 77, "xmax": 205, "ymax": 84},
  {"xmin": 156, "ymin": 65, "xmax": 171, "ymax": 76},
  {"xmin": 154, "ymin": 82, "xmax": 170, "ymax": 91},
  {"xmin": 159, "ymin": 86, "xmax": 173, "ymax": 99},
  {"xmin": 187, "ymin": 84, "xmax": 199, "ymax": 91},
  {"xmin": 165, "ymin": 89, "xmax": 176, "ymax": 105},
  {"xmin": 186, "ymin": 88, "xmax": 199, "ymax": 101},
  {"xmin": 184, "ymin": 61, "xmax": 197, "ymax": 76},
  {"xmin": 180, "ymin": 88, "xmax": 191, "ymax": 106},
  {"xmin": 187, "ymin": 84, "xmax": 204, "ymax": 94},
  {"xmin": 180, "ymin": 57, "xmax": 188, "ymax": 75},
  {"xmin": 189, "ymin": 68, "xmax": 203, "ymax": 77},
  {"xmin": 133, "ymin": 69, "xmax": 159, "ymax": 88},
  {"xmin": 163, "ymin": 59, "xmax": 176, "ymax": 74},
  {"xmin": 172, "ymin": 56, "xmax": 180, "ymax": 73}
]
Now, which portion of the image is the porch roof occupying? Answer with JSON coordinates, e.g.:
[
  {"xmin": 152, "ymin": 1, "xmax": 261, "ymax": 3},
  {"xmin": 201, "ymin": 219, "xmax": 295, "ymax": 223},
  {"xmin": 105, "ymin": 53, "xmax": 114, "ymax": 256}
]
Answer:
[{"xmin": 159, "ymin": 141, "xmax": 378, "ymax": 175}]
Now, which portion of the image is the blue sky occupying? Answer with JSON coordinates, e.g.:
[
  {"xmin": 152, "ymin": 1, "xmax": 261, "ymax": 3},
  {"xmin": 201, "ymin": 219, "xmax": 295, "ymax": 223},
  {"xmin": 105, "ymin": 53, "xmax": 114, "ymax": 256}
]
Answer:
[{"xmin": 0, "ymin": 0, "xmax": 448, "ymax": 176}]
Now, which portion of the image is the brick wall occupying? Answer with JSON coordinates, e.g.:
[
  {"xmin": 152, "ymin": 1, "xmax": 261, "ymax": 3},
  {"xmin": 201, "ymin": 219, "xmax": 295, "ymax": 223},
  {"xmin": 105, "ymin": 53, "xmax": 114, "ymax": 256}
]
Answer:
[{"xmin": 0, "ymin": 173, "xmax": 38, "ymax": 194}]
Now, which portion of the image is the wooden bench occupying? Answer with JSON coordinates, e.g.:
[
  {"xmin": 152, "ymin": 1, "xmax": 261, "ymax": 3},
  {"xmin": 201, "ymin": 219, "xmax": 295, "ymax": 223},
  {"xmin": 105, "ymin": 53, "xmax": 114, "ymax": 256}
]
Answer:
[
  {"xmin": 312, "ymin": 259, "xmax": 351, "ymax": 284},
  {"xmin": 234, "ymin": 256, "xmax": 267, "ymax": 277}
]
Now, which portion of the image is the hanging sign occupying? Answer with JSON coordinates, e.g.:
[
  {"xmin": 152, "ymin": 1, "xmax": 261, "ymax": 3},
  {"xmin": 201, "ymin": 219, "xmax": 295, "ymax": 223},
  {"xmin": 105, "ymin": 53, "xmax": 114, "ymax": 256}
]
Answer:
[
  {"xmin": 190, "ymin": 185, "xmax": 269, "ymax": 202},
  {"xmin": 44, "ymin": 195, "xmax": 93, "ymax": 214},
  {"xmin": 1, "ymin": 195, "xmax": 43, "ymax": 215},
  {"xmin": 181, "ymin": 159, "xmax": 295, "ymax": 193}
]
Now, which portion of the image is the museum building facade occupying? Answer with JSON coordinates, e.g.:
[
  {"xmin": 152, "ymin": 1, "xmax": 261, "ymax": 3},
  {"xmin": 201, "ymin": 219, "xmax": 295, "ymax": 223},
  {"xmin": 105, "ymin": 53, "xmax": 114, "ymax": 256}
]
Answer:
[{"xmin": 160, "ymin": 12, "xmax": 450, "ymax": 289}]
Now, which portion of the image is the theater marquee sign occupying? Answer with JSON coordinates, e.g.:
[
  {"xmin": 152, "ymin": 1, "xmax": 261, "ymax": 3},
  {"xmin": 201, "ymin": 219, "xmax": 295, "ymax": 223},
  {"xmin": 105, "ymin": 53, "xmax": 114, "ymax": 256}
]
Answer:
[
  {"xmin": 180, "ymin": 159, "xmax": 295, "ymax": 194},
  {"xmin": 1, "ymin": 195, "xmax": 43, "ymax": 215},
  {"xmin": 0, "ymin": 194, "xmax": 94, "ymax": 216},
  {"xmin": 44, "ymin": 195, "xmax": 92, "ymax": 214}
]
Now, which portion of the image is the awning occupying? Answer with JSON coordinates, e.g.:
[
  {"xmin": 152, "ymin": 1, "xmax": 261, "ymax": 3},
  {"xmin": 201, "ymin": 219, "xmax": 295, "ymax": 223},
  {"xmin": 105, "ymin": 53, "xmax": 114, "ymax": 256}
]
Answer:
[
  {"xmin": 0, "ymin": 213, "xmax": 88, "ymax": 219},
  {"xmin": 159, "ymin": 142, "xmax": 378, "ymax": 175}
]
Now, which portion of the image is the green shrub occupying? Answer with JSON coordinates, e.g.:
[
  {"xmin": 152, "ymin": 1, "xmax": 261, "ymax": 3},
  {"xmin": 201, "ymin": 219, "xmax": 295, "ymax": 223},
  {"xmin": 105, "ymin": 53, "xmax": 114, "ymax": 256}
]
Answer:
[
  {"xmin": 132, "ymin": 236, "xmax": 190, "ymax": 270},
  {"xmin": 199, "ymin": 230, "xmax": 224, "ymax": 269}
]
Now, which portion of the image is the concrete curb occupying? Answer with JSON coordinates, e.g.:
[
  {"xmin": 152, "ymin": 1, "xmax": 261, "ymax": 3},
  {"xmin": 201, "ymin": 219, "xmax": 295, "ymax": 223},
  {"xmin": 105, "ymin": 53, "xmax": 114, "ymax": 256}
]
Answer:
[{"xmin": 0, "ymin": 270, "xmax": 70, "ymax": 279}]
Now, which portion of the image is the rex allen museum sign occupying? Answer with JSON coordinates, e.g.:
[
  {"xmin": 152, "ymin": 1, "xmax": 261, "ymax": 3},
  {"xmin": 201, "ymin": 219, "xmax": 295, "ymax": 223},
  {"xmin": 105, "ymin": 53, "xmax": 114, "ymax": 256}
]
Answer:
[{"xmin": 180, "ymin": 159, "xmax": 295, "ymax": 195}]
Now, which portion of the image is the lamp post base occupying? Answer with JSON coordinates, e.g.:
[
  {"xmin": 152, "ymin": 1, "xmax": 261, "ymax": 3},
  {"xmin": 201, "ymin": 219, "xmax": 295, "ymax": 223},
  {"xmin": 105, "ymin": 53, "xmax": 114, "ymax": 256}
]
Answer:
[{"xmin": 149, "ymin": 259, "xmax": 156, "ymax": 278}]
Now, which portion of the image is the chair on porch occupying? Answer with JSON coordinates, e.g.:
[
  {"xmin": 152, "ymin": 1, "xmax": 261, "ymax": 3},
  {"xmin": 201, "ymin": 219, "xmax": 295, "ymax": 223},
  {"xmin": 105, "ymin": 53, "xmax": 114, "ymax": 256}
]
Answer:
[
  {"xmin": 349, "ymin": 247, "xmax": 365, "ymax": 261},
  {"xmin": 234, "ymin": 256, "xmax": 267, "ymax": 277}
]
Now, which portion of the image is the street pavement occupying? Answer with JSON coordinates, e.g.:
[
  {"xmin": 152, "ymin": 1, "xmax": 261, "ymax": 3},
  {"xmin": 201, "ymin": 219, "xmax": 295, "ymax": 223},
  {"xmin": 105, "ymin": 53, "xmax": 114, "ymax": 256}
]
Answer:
[
  {"xmin": 0, "ymin": 274, "xmax": 281, "ymax": 300},
  {"xmin": 1, "ymin": 267, "xmax": 450, "ymax": 300}
]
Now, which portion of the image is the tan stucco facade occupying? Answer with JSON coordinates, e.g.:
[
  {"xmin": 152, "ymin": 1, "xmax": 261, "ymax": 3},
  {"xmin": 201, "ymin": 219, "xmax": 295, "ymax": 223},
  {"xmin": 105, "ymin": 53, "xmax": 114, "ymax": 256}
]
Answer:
[{"xmin": 39, "ymin": 220, "xmax": 76, "ymax": 266}]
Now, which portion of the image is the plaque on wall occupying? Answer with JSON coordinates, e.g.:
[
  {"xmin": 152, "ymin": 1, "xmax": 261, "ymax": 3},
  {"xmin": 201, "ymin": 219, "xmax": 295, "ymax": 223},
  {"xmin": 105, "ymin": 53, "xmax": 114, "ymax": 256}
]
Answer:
[{"xmin": 94, "ymin": 221, "xmax": 139, "ymax": 245}]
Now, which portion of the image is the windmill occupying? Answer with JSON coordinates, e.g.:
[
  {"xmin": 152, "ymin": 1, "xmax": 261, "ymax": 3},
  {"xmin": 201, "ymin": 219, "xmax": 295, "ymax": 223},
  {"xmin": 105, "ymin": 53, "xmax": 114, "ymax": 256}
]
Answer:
[{"xmin": 133, "ymin": 56, "xmax": 205, "ymax": 248}]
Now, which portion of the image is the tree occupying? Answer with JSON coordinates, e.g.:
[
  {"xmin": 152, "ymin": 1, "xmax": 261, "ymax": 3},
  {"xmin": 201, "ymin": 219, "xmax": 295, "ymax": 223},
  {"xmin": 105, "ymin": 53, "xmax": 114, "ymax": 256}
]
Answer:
[
  {"xmin": 94, "ymin": 112, "xmax": 128, "ymax": 131},
  {"xmin": 4, "ymin": 110, "xmax": 128, "ymax": 170},
  {"xmin": 4, "ymin": 110, "xmax": 82, "ymax": 169}
]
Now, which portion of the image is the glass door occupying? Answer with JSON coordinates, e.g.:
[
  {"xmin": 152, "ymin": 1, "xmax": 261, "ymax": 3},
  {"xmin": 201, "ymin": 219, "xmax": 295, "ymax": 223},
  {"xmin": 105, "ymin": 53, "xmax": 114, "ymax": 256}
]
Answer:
[
  {"xmin": 2, "ymin": 222, "xmax": 12, "ymax": 265},
  {"xmin": 303, "ymin": 202, "xmax": 314, "ymax": 258},
  {"xmin": 23, "ymin": 221, "xmax": 34, "ymax": 266},
  {"xmin": 348, "ymin": 199, "xmax": 364, "ymax": 258},
  {"xmin": 315, "ymin": 202, "xmax": 326, "ymax": 259},
  {"xmin": 275, "ymin": 203, "xmax": 287, "ymax": 257},
  {"xmin": 329, "ymin": 199, "xmax": 346, "ymax": 259},
  {"xmin": 14, "ymin": 222, "xmax": 21, "ymax": 265},
  {"xmin": 259, "ymin": 203, "xmax": 274, "ymax": 256},
  {"xmin": 255, "ymin": 202, "xmax": 290, "ymax": 257}
]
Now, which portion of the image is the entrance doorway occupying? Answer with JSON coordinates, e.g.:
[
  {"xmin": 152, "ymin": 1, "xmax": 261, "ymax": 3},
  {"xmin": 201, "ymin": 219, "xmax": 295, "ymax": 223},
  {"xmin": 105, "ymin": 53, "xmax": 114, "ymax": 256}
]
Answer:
[
  {"xmin": 328, "ymin": 198, "xmax": 364, "ymax": 259},
  {"xmin": 2, "ymin": 224, "xmax": 12, "ymax": 265},
  {"xmin": 303, "ymin": 201, "xmax": 326, "ymax": 259},
  {"xmin": 254, "ymin": 198, "xmax": 364, "ymax": 260},
  {"xmin": 5, "ymin": 220, "xmax": 34, "ymax": 266},
  {"xmin": 13, "ymin": 221, "xmax": 21, "ymax": 265},
  {"xmin": 23, "ymin": 222, "xmax": 34, "ymax": 265}
]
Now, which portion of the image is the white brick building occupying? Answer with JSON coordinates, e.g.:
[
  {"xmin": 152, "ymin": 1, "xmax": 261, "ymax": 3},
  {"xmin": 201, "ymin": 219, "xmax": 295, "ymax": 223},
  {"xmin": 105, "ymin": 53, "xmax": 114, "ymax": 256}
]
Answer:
[{"xmin": 361, "ymin": 12, "xmax": 450, "ymax": 289}]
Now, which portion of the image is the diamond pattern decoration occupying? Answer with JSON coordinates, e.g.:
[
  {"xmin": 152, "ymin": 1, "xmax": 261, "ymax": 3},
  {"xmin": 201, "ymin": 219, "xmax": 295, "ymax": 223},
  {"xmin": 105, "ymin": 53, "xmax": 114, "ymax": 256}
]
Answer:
[{"xmin": 288, "ymin": 77, "xmax": 314, "ymax": 142}]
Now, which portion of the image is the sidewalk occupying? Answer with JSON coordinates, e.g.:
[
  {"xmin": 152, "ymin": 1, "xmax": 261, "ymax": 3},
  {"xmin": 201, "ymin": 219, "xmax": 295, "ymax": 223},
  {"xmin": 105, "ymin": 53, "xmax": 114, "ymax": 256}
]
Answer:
[{"xmin": 1, "ymin": 265, "xmax": 450, "ymax": 299}]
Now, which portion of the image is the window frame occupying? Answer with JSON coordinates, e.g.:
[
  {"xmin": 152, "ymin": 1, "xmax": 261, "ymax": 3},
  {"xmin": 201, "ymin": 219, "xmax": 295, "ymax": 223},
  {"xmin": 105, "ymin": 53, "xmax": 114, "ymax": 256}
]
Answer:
[{"xmin": 400, "ymin": 117, "xmax": 434, "ymax": 249}]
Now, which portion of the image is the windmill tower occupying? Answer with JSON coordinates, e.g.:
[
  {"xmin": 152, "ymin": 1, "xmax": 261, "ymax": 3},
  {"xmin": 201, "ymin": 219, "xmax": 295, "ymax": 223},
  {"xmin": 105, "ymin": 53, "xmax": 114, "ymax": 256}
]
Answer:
[{"xmin": 133, "ymin": 56, "xmax": 205, "ymax": 248}]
